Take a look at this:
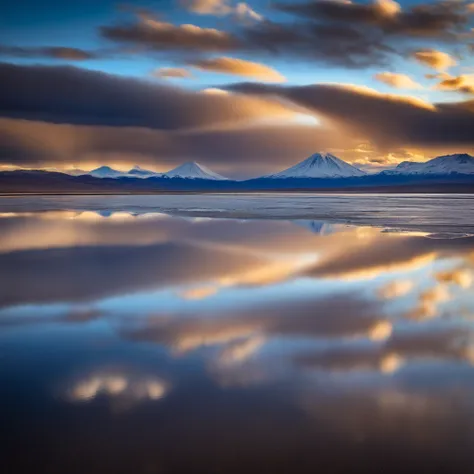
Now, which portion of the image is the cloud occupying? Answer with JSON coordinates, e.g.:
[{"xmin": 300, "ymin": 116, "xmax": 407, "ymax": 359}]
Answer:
[
  {"xmin": 378, "ymin": 279, "xmax": 415, "ymax": 299},
  {"xmin": 182, "ymin": 0, "xmax": 263, "ymax": 23},
  {"xmin": 99, "ymin": 7, "xmax": 394, "ymax": 68},
  {"xmin": 276, "ymin": 0, "xmax": 468, "ymax": 38},
  {"xmin": 96, "ymin": 1, "xmax": 470, "ymax": 72},
  {"xmin": 228, "ymin": 82, "xmax": 474, "ymax": 149},
  {"xmin": 191, "ymin": 56, "xmax": 285, "ymax": 81},
  {"xmin": 0, "ymin": 117, "xmax": 349, "ymax": 172},
  {"xmin": 294, "ymin": 325, "xmax": 474, "ymax": 373},
  {"xmin": 234, "ymin": 2, "xmax": 264, "ymax": 23},
  {"xmin": 436, "ymin": 74, "xmax": 474, "ymax": 94},
  {"xmin": 436, "ymin": 267, "xmax": 473, "ymax": 288},
  {"xmin": 0, "ymin": 62, "xmax": 294, "ymax": 130},
  {"xmin": 301, "ymin": 232, "xmax": 474, "ymax": 281},
  {"xmin": 412, "ymin": 49, "xmax": 457, "ymax": 70},
  {"xmin": 408, "ymin": 283, "xmax": 451, "ymax": 320},
  {"xmin": 0, "ymin": 45, "xmax": 97, "ymax": 60},
  {"xmin": 101, "ymin": 12, "xmax": 237, "ymax": 52},
  {"xmin": 294, "ymin": 344, "xmax": 401, "ymax": 374},
  {"xmin": 0, "ymin": 240, "xmax": 278, "ymax": 307},
  {"xmin": 374, "ymin": 72, "xmax": 422, "ymax": 89},
  {"xmin": 217, "ymin": 335, "xmax": 266, "ymax": 365},
  {"xmin": 2, "ymin": 63, "xmax": 474, "ymax": 172},
  {"xmin": 179, "ymin": 285, "xmax": 218, "ymax": 300},
  {"xmin": 182, "ymin": 0, "xmax": 231, "ymax": 15},
  {"xmin": 243, "ymin": 19, "xmax": 394, "ymax": 68},
  {"xmin": 124, "ymin": 295, "xmax": 392, "ymax": 353},
  {"xmin": 67, "ymin": 371, "xmax": 169, "ymax": 404},
  {"xmin": 151, "ymin": 67, "xmax": 193, "ymax": 79}
]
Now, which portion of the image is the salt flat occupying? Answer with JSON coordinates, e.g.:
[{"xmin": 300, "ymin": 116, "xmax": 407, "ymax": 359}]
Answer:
[{"xmin": 1, "ymin": 193, "xmax": 474, "ymax": 234}]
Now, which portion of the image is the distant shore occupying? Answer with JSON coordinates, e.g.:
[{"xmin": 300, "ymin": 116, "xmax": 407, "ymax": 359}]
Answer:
[{"xmin": 2, "ymin": 186, "xmax": 474, "ymax": 196}]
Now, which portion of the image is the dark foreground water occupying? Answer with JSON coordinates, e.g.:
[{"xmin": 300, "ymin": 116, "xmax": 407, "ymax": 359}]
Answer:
[{"xmin": 1, "ymin": 195, "xmax": 474, "ymax": 474}]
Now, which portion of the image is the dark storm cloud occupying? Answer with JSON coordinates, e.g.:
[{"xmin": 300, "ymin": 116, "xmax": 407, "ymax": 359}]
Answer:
[
  {"xmin": 0, "ymin": 62, "xmax": 292, "ymax": 129},
  {"xmin": 227, "ymin": 82, "xmax": 474, "ymax": 148},
  {"xmin": 276, "ymin": 0, "xmax": 469, "ymax": 38},
  {"xmin": 0, "ymin": 45, "xmax": 98, "ymax": 60}
]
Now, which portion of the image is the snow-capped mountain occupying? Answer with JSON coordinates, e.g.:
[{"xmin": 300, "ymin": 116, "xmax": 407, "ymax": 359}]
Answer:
[
  {"xmin": 163, "ymin": 162, "xmax": 228, "ymax": 180},
  {"xmin": 82, "ymin": 162, "xmax": 227, "ymax": 180},
  {"xmin": 383, "ymin": 154, "xmax": 474, "ymax": 176},
  {"xmin": 127, "ymin": 165, "xmax": 162, "ymax": 178},
  {"xmin": 85, "ymin": 165, "xmax": 160, "ymax": 179},
  {"xmin": 86, "ymin": 166, "xmax": 127, "ymax": 179},
  {"xmin": 266, "ymin": 153, "xmax": 366, "ymax": 179}
]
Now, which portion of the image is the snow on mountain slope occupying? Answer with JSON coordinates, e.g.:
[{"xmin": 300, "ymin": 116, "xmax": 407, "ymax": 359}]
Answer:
[
  {"xmin": 266, "ymin": 153, "xmax": 366, "ymax": 179},
  {"xmin": 127, "ymin": 166, "xmax": 162, "ymax": 178},
  {"xmin": 86, "ymin": 166, "xmax": 128, "ymax": 179},
  {"xmin": 164, "ymin": 162, "xmax": 228, "ymax": 180},
  {"xmin": 383, "ymin": 154, "xmax": 474, "ymax": 176},
  {"xmin": 82, "ymin": 162, "xmax": 226, "ymax": 180}
]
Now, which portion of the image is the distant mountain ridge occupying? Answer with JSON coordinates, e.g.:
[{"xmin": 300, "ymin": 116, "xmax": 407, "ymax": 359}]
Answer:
[
  {"xmin": 266, "ymin": 152, "xmax": 366, "ymax": 179},
  {"xmin": 84, "ymin": 161, "xmax": 227, "ymax": 180},
  {"xmin": 164, "ymin": 162, "xmax": 228, "ymax": 180},
  {"xmin": 382, "ymin": 154, "xmax": 474, "ymax": 176},
  {"xmin": 21, "ymin": 153, "xmax": 474, "ymax": 182},
  {"xmin": 2, "ymin": 153, "xmax": 474, "ymax": 194}
]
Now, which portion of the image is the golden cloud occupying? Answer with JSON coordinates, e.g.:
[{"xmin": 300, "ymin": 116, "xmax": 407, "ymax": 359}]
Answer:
[
  {"xmin": 412, "ymin": 49, "xmax": 457, "ymax": 71},
  {"xmin": 152, "ymin": 67, "xmax": 193, "ymax": 79},
  {"xmin": 374, "ymin": 72, "xmax": 422, "ymax": 89},
  {"xmin": 378, "ymin": 279, "xmax": 415, "ymax": 299},
  {"xmin": 191, "ymin": 57, "xmax": 286, "ymax": 82},
  {"xmin": 436, "ymin": 74, "xmax": 474, "ymax": 94}
]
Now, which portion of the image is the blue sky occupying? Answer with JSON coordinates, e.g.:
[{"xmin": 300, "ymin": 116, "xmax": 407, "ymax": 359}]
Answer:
[
  {"xmin": 1, "ymin": 0, "xmax": 474, "ymax": 174},
  {"xmin": 2, "ymin": 0, "xmax": 470, "ymax": 99}
]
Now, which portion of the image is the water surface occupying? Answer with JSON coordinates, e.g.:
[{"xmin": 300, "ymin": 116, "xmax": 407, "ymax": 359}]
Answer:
[{"xmin": 1, "ymin": 194, "xmax": 474, "ymax": 473}]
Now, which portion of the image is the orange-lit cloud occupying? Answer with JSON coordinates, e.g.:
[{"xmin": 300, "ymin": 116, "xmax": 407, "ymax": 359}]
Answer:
[
  {"xmin": 67, "ymin": 371, "xmax": 169, "ymax": 403},
  {"xmin": 412, "ymin": 49, "xmax": 457, "ymax": 71},
  {"xmin": 374, "ymin": 72, "xmax": 422, "ymax": 89},
  {"xmin": 436, "ymin": 267, "xmax": 473, "ymax": 289},
  {"xmin": 436, "ymin": 74, "xmax": 474, "ymax": 94},
  {"xmin": 407, "ymin": 284, "xmax": 451, "ymax": 321},
  {"xmin": 228, "ymin": 82, "xmax": 474, "ymax": 151},
  {"xmin": 191, "ymin": 57, "xmax": 285, "ymax": 82},
  {"xmin": 378, "ymin": 279, "xmax": 415, "ymax": 299},
  {"xmin": 179, "ymin": 285, "xmax": 219, "ymax": 300},
  {"xmin": 102, "ymin": 11, "xmax": 236, "ymax": 52},
  {"xmin": 152, "ymin": 67, "xmax": 193, "ymax": 79}
]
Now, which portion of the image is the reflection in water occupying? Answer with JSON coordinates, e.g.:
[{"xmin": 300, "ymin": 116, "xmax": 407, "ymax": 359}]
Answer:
[{"xmin": 1, "ymin": 201, "xmax": 474, "ymax": 473}]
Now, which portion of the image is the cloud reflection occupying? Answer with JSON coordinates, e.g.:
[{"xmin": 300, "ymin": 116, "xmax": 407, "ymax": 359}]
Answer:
[{"xmin": 67, "ymin": 371, "xmax": 169, "ymax": 404}]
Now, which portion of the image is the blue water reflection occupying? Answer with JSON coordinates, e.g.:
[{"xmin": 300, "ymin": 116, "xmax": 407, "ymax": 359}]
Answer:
[{"xmin": 1, "ymin": 203, "xmax": 474, "ymax": 473}]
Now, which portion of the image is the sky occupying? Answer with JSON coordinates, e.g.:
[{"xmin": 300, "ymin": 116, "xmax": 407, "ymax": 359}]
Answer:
[{"xmin": 1, "ymin": 0, "xmax": 474, "ymax": 177}]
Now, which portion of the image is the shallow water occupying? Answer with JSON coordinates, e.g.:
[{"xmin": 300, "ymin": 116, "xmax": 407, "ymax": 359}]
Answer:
[{"xmin": 1, "ymin": 195, "xmax": 474, "ymax": 473}]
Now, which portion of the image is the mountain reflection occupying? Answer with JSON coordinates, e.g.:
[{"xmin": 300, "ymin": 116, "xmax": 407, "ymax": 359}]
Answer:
[{"xmin": 2, "ymin": 208, "xmax": 474, "ymax": 473}]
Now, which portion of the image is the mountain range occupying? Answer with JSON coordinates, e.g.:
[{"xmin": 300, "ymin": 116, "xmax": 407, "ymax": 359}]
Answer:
[
  {"xmin": 86, "ymin": 162, "xmax": 227, "ymax": 180},
  {"xmin": 77, "ymin": 153, "xmax": 474, "ymax": 181},
  {"xmin": 2, "ymin": 153, "xmax": 474, "ymax": 194}
]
